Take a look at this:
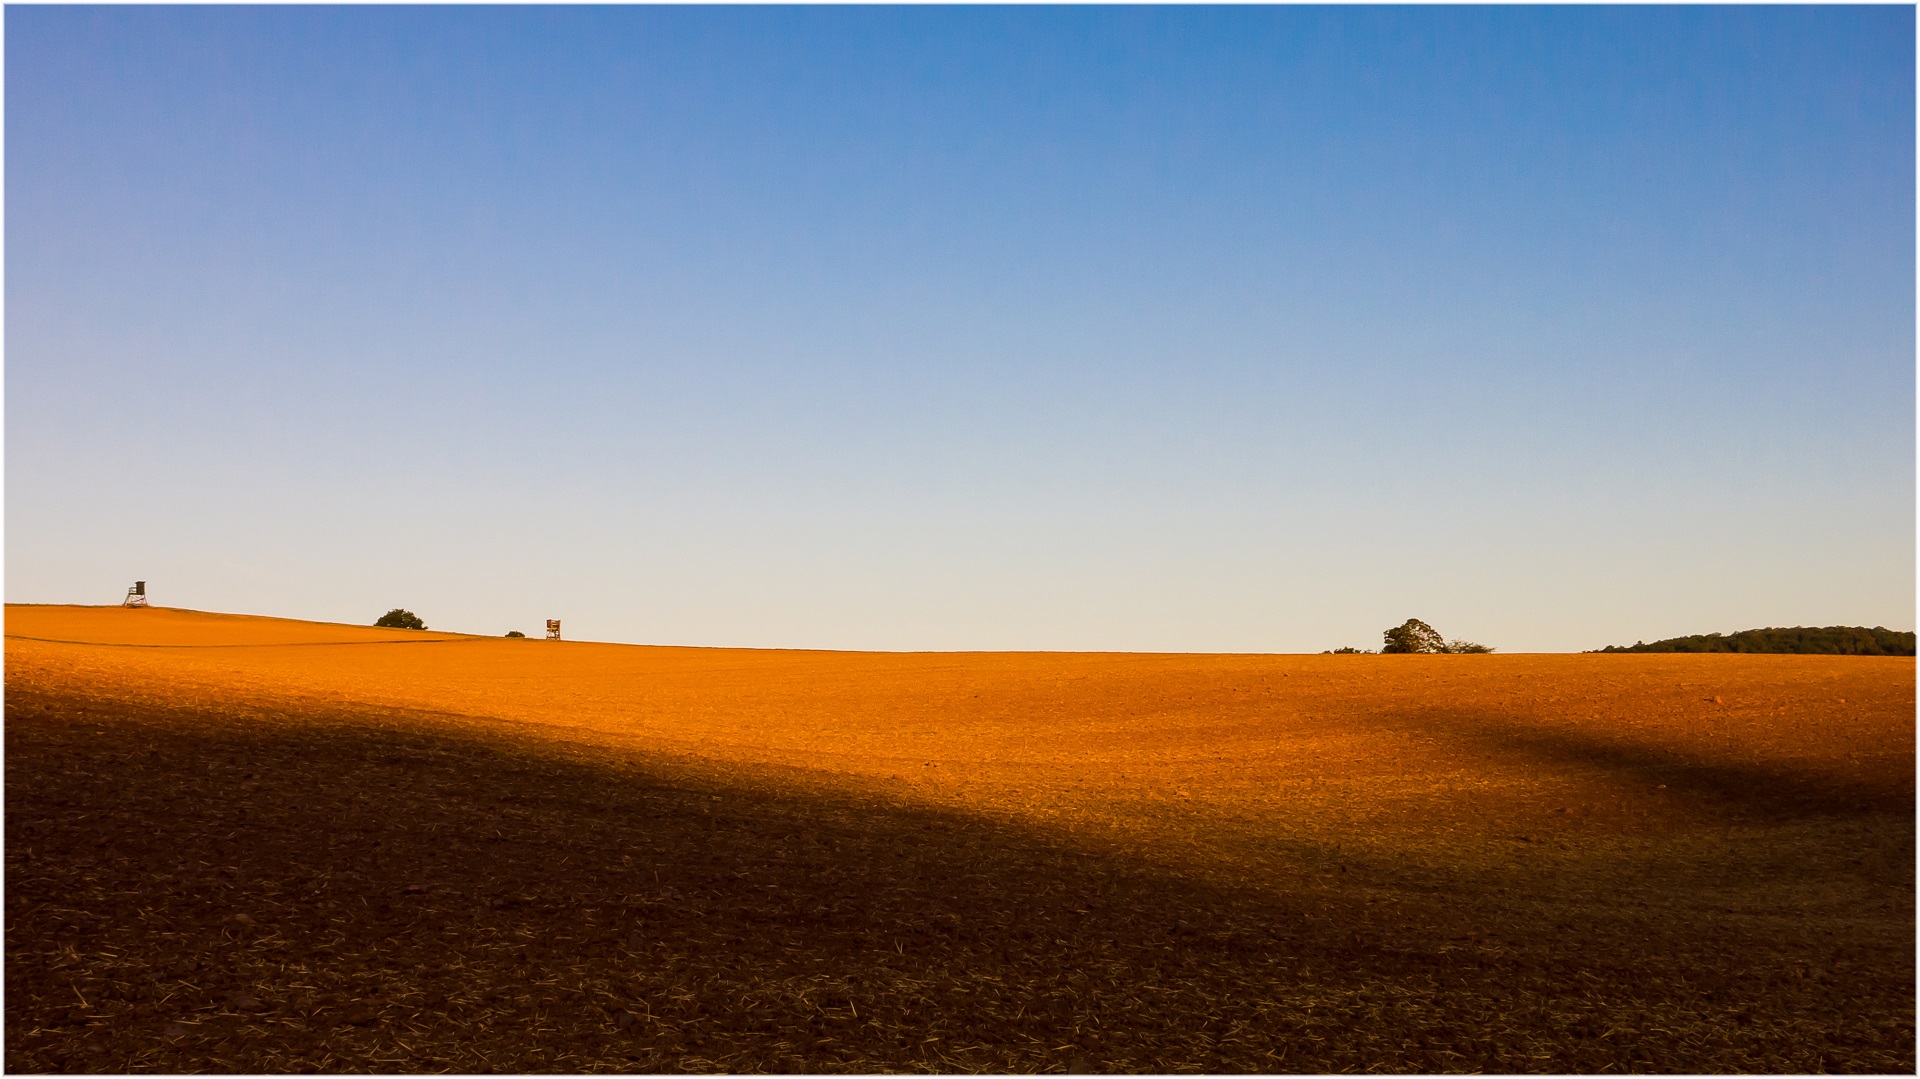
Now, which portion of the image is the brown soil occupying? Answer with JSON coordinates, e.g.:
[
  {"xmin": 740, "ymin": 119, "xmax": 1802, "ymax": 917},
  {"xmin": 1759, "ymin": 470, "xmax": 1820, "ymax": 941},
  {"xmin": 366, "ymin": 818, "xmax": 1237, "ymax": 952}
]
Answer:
[{"xmin": 6, "ymin": 604, "xmax": 1913, "ymax": 1072}]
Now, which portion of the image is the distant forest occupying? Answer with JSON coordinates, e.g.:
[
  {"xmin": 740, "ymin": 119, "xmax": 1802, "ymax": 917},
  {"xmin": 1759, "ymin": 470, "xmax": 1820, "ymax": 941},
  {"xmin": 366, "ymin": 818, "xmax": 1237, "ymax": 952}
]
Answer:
[{"xmin": 1594, "ymin": 626, "xmax": 1915, "ymax": 656}]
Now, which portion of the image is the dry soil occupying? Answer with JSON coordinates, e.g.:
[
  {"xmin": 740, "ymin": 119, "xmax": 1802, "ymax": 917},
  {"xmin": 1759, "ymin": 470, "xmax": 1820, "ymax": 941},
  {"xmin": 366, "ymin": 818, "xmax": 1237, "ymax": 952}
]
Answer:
[{"xmin": 6, "ymin": 605, "xmax": 1912, "ymax": 1072}]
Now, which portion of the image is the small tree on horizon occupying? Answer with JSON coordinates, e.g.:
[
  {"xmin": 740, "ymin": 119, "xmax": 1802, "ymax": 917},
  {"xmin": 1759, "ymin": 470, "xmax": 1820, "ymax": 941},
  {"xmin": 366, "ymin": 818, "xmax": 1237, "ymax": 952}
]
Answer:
[
  {"xmin": 1381, "ymin": 618, "xmax": 1446, "ymax": 654},
  {"xmin": 375, "ymin": 608, "xmax": 426, "ymax": 630}
]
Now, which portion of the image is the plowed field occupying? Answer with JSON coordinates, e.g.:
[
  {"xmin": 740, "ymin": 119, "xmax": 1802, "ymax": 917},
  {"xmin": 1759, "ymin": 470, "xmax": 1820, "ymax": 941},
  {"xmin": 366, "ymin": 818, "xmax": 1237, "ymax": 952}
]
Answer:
[{"xmin": 6, "ymin": 604, "xmax": 1913, "ymax": 1072}]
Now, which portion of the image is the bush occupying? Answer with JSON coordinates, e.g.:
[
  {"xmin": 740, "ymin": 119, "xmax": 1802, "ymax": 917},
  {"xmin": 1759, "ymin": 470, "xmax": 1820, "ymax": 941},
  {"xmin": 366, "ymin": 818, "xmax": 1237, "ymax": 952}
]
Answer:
[
  {"xmin": 1323, "ymin": 646, "xmax": 1372, "ymax": 654},
  {"xmin": 374, "ymin": 608, "xmax": 426, "ymax": 630},
  {"xmin": 1444, "ymin": 639, "xmax": 1493, "ymax": 654},
  {"xmin": 505, "ymin": 630, "xmax": 526, "ymax": 638},
  {"xmin": 1381, "ymin": 618, "xmax": 1446, "ymax": 654}
]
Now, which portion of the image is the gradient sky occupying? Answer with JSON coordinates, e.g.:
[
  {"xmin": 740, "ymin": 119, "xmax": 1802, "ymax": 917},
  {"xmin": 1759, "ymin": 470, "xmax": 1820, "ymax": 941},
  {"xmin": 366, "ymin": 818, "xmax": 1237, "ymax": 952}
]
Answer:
[{"xmin": 7, "ymin": 6, "xmax": 1914, "ymax": 653}]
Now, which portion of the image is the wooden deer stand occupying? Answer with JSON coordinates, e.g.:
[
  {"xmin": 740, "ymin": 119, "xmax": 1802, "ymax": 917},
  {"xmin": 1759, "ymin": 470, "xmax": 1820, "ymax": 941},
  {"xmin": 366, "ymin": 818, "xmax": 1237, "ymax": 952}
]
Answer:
[
  {"xmin": 545, "ymin": 619, "xmax": 562, "ymax": 641},
  {"xmin": 122, "ymin": 581, "xmax": 148, "ymax": 608}
]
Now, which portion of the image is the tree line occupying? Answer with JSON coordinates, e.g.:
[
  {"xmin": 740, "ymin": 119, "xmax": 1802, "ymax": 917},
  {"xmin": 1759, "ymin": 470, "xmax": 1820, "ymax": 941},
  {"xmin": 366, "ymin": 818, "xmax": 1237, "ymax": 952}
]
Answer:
[{"xmin": 1592, "ymin": 626, "xmax": 1914, "ymax": 656}]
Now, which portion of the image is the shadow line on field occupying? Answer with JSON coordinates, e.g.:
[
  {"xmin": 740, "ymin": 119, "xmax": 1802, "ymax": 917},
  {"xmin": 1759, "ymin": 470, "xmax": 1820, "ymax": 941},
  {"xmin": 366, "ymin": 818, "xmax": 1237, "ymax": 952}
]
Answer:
[
  {"xmin": 2, "ymin": 686, "xmax": 1431, "ymax": 1074},
  {"xmin": 1376, "ymin": 707, "xmax": 1914, "ymax": 820},
  {"xmin": 7, "ymin": 685, "xmax": 1913, "ymax": 1074}
]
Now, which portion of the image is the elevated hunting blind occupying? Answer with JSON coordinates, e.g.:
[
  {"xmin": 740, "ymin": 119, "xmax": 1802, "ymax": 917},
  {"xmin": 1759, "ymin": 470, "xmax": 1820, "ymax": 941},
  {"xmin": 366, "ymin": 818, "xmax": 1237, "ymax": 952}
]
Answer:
[
  {"xmin": 122, "ymin": 581, "xmax": 148, "ymax": 608},
  {"xmin": 546, "ymin": 619, "xmax": 562, "ymax": 641}
]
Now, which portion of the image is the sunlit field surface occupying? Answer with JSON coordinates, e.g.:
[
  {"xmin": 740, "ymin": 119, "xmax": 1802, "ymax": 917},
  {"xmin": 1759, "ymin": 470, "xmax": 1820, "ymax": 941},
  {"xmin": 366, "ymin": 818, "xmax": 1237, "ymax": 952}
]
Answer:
[{"xmin": 7, "ymin": 605, "xmax": 1913, "ymax": 1073}]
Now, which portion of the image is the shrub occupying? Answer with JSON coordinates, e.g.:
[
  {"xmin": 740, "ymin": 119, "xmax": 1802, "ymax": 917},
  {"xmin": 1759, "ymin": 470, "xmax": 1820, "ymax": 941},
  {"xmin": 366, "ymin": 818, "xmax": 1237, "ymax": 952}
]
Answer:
[
  {"xmin": 1323, "ymin": 646, "xmax": 1372, "ymax": 654},
  {"xmin": 1444, "ymin": 639, "xmax": 1493, "ymax": 654},
  {"xmin": 374, "ymin": 608, "xmax": 426, "ymax": 630},
  {"xmin": 505, "ymin": 630, "xmax": 526, "ymax": 638}
]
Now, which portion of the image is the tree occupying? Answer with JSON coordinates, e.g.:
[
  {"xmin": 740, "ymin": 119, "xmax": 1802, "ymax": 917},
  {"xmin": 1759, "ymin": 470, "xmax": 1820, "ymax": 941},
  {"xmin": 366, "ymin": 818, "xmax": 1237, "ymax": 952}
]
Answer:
[
  {"xmin": 375, "ymin": 608, "xmax": 426, "ymax": 630},
  {"xmin": 1381, "ymin": 618, "xmax": 1446, "ymax": 654}
]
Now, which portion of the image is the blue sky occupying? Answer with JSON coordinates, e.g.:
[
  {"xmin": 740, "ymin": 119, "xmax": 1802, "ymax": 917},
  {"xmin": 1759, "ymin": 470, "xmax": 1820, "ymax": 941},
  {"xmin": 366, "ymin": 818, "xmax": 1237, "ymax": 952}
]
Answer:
[{"xmin": 7, "ymin": 6, "xmax": 1913, "ymax": 652}]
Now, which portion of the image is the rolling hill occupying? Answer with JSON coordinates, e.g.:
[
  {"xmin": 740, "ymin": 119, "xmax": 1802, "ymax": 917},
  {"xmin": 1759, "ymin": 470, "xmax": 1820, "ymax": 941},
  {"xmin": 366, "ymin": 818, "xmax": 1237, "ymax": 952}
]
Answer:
[{"xmin": 7, "ymin": 604, "xmax": 1912, "ymax": 1072}]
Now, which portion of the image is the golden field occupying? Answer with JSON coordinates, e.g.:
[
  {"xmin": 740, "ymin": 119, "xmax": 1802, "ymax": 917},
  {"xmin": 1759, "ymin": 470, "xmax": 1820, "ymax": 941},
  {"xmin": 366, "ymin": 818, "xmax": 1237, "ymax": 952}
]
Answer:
[{"xmin": 6, "ymin": 604, "xmax": 1913, "ymax": 1072}]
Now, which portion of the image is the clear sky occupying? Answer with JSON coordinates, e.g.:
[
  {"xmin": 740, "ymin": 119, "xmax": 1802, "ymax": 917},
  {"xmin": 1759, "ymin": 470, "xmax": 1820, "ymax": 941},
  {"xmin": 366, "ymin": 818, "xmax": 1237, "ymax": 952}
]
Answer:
[{"xmin": 7, "ymin": 6, "xmax": 1914, "ymax": 652}]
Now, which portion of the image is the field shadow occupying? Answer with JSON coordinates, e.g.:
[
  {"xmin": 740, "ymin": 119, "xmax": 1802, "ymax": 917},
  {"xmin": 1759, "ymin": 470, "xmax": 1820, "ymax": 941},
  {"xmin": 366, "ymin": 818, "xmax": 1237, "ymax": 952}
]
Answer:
[
  {"xmin": 7, "ymin": 686, "xmax": 1912, "ymax": 1074},
  {"xmin": 1375, "ymin": 705, "xmax": 1914, "ymax": 822}
]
